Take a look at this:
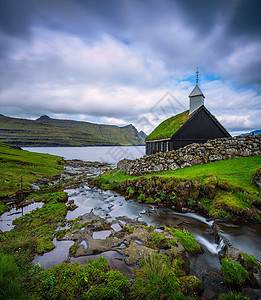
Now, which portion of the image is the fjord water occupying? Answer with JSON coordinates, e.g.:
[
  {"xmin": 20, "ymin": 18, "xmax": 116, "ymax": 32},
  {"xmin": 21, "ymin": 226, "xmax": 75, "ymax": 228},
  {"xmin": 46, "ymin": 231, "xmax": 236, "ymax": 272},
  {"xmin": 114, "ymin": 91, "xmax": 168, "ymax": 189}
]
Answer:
[
  {"xmin": 23, "ymin": 145, "xmax": 145, "ymax": 165},
  {"xmin": 22, "ymin": 146, "xmax": 261, "ymax": 271}
]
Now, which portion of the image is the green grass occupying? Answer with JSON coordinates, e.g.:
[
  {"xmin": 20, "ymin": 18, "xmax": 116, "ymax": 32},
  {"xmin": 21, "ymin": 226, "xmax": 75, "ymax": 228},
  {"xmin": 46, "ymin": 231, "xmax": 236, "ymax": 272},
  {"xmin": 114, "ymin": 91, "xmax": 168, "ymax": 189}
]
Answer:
[
  {"xmin": 69, "ymin": 243, "xmax": 80, "ymax": 256},
  {"xmin": 0, "ymin": 191, "xmax": 70, "ymax": 298},
  {"xmin": 150, "ymin": 232, "xmax": 167, "ymax": 248},
  {"xmin": 0, "ymin": 202, "xmax": 8, "ymax": 214},
  {"xmin": 30, "ymin": 258, "xmax": 130, "ymax": 300},
  {"xmin": 146, "ymin": 110, "xmax": 190, "ymax": 141},
  {"xmin": 0, "ymin": 142, "xmax": 64, "ymax": 196},
  {"xmin": 219, "ymin": 292, "xmax": 249, "ymax": 300},
  {"xmin": 241, "ymin": 252, "xmax": 259, "ymax": 270},
  {"xmin": 212, "ymin": 191, "xmax": 251, "ymax": 215},
  {"xmin": 0, "ymin": 253, "xmax": 24, "ymax": 300},
  {"xmin": 132, "ymin": 254, "xmax": 187, "ymax": 299},
  {"xmin": 221, "ymin": 258, "xmax": 248, "ymax": 288},
  {"xmin": 101, "ymin": 156, "xmax": 261, "ymax": 194},
  {"xmin": 166, "ymin": 156, "xmax": 261, "ymax": 193},
  {"xmin": 0, "ymin": 191, "xmax": 68, "ymax": 256},
  {"xmin": 132, "ymin": 254, "xmax": 203, "ymax": 299}
]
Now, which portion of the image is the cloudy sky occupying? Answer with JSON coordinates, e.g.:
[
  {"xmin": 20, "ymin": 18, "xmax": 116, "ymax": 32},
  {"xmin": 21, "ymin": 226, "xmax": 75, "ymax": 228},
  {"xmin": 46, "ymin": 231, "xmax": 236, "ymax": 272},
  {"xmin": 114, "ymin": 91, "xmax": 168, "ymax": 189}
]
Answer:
[{"xmin": 0, "ymin": 0, "xmax": 260, "ymax": 135}]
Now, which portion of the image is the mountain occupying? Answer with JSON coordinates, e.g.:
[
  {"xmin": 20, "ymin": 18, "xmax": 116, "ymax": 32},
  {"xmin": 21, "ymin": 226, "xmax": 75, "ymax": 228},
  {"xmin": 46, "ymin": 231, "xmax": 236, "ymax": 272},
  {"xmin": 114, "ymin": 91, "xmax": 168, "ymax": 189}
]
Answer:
[
  {"xmin": 0, "ymin": 114, "xmax": 145, "ymax": 147},
  {"xmin": 138, "ymin": 130, "xmax": 147, "ymax": 140},
  {"xmin": 240, "ymin": 129, "xmax": 261, "ymax": 136}
]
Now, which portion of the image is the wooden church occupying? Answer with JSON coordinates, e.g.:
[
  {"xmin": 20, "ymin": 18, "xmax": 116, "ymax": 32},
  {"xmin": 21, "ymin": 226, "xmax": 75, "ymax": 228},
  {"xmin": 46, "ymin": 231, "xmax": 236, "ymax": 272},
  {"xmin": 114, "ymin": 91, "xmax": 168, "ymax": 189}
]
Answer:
[{"xmin": 145, "ymin": 73, "xmax": 231, "ymax": 155}]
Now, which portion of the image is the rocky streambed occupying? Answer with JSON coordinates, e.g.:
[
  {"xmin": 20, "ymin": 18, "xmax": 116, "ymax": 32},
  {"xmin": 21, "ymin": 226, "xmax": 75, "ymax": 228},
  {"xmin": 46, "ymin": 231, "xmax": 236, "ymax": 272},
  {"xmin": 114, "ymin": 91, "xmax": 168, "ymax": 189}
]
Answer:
[
  {"xmin": 2, "ymin": 159, "xmax": 261, "ymax": 299},
  {"xmin": 34, "ymin": 195, "xmax": 261, "ymax": 299}
]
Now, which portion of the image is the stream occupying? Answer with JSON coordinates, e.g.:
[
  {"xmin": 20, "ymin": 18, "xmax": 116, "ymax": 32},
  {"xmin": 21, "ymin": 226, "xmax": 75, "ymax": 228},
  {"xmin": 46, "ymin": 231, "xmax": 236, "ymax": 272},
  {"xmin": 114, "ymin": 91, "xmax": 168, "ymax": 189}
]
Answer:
[
  {"xmin": 31, "ymin": 185, "xmax": 261, "ymax": 273},
  {"xmin": 1, "ymin": 176, "xmax": 261, "ymax": 273},
  {"xmin": 1, "ymin": 147, "xmax": 261, "ymax": 297}
]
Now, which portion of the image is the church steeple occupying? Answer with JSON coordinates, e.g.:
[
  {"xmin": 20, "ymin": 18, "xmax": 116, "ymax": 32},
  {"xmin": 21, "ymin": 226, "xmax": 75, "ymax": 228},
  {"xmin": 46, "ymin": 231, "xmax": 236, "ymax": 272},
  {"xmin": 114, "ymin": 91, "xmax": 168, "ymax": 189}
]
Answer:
[
  {"xmin": 196, "ymin": 67, "xmax": 199, "ymax": 84},
  {"xmin": 189, "ymin": 68, "xmax": 205, "ymax": 114}
]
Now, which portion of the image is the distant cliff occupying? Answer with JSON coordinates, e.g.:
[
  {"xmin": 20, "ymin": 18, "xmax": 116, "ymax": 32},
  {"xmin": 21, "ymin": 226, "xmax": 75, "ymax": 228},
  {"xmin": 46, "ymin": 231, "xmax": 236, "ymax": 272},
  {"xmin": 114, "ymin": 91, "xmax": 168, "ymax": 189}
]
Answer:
[
  {"xmin": 0, "ymin": 114, "xmax": 145, "ymax": 147},
  {"xmin": 138, "ymin": 130, "xmax": 147, "ymax": 140},
  {"xmin": 241, "ymin": 129, "xmax": 261, "ymax": 136}
]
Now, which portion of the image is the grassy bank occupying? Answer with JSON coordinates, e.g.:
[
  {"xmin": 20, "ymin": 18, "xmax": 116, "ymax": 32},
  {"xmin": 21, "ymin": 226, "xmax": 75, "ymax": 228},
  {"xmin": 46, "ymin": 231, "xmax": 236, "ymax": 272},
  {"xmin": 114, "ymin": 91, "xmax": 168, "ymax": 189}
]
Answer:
[
  {"xmin": 91, "ymin": 156, "xmax": 261, "ymax": 222},
  {"xmin": 0, "ymin": 142, "xmax": 64, "ymax": 197},
  {"xmin": 0, "ymin": 190, "xmax": 128, "ymax": 300},
  {"xmin": 100, "ymin": 156, "xmax": 261, "ymax": 193},
  {"xmin": 0, "ymin": 190, "xmax": 69, "ymax": 299}
]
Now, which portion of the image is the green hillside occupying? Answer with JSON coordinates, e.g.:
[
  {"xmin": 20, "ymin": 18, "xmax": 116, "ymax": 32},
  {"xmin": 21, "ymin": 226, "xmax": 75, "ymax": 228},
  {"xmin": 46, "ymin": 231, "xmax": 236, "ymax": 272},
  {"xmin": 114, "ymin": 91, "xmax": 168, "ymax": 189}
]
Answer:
[{"xmin": 0, "ymin": 114, "xmax": 145, "ymax": 147}]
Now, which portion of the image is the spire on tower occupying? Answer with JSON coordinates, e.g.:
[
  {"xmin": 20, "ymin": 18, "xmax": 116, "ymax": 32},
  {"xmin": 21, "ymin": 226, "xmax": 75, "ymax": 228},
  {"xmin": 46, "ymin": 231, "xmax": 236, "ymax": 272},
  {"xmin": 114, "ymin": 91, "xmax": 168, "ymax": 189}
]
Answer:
[
  {"xmin": 196, "ymin": 67, "xmax": 199, "ymax": 85},
  {"xmin": 189, "ymin": 68, "xmax": 204, "ymax": 114}
]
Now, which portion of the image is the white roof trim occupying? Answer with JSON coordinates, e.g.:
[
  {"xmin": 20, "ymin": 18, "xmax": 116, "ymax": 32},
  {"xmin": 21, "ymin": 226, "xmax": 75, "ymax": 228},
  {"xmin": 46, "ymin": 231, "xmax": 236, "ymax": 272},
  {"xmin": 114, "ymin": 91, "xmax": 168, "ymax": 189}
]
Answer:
[
  {"xmin": 146, "ymin": 137, "xmax": 171, "ymax": 142},
  {"xmin": 189, "ymin": 85, "xmax": 205, "ymax": 98}
]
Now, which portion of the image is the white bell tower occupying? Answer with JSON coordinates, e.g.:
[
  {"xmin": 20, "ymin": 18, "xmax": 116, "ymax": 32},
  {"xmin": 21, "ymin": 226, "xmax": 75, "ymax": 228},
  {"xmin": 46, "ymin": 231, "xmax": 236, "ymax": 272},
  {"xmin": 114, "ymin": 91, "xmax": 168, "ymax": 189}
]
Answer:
[{"xmin": 189, "ymin": 68, "xmax": 205, "ymax": 114}]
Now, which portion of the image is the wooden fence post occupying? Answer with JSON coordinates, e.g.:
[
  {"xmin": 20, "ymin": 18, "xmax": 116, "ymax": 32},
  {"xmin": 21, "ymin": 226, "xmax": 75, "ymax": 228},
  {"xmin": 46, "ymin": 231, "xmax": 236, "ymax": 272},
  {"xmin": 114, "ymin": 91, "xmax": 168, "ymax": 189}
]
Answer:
[{"xmin": 59, "ymin": 173, "xmax": 61, "ymax": 189}]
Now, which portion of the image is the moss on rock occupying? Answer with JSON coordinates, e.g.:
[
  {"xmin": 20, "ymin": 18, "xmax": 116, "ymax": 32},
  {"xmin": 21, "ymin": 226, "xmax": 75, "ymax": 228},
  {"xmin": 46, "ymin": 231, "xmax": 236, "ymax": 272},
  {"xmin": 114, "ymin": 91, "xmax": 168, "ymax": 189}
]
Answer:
[
  {"xmin": 178, "ymin": 275, "xmax": 203, "ymax": 296},
  {"xmin": 221, "ymin": 258, "xmax": 248, "ymax": 288},
  {"xmin": 69, "ymin": 243, "xmax": 80, "ymax": 256}
]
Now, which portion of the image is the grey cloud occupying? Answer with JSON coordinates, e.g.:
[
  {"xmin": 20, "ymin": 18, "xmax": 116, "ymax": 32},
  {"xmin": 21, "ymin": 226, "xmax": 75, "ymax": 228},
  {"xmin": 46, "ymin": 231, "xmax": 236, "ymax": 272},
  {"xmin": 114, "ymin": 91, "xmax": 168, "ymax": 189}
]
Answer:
[
  {"xmin": 0, "ymin": 0, "xmax": 260, "ymax": 135},
  {"xmin": 0, "ymin": 0, "xmax": 34, "ymax": 37},
  {"xmin": 228, "ymin": 0, "xmax": 261, "ymax": 37},
  {"xmin": 173, "ymin": 0, "xmax": 224, "ymax": 34}
]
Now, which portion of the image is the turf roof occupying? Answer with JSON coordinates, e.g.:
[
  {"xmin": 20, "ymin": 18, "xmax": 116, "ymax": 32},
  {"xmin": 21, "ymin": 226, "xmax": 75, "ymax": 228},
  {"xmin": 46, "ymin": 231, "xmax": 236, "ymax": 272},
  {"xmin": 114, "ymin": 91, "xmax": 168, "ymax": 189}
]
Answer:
[{"xmin": 146, "ymin": 110, "xmax": 190, "ymax": 141}]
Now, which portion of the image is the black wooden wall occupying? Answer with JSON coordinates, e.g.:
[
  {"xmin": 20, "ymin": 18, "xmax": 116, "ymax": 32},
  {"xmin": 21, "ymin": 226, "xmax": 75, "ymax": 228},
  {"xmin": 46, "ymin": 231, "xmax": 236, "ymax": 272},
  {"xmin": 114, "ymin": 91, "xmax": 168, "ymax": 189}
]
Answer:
[
  {"xmin": 171, "ymin": 107, "xmax": 230, "ymax": 150},
  {"xmin": 146, "ymin": 140, "xmax": 170, "ymax": 155}
]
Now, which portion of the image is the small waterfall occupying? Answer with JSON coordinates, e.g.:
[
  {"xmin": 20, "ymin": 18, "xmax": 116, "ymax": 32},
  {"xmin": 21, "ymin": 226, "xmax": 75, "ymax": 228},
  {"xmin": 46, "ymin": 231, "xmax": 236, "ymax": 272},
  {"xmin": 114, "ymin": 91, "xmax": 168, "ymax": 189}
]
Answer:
[
  {"xmin": 216, "ymin": 237, "xmax": 226, "ymax": 253},
  {"xmin": 194, "ymin": 234, "xmax": 226, "ymax": 255},
  {"xmin": 173, "ymin": 212, "xmax": 214, "ymax": 226}
]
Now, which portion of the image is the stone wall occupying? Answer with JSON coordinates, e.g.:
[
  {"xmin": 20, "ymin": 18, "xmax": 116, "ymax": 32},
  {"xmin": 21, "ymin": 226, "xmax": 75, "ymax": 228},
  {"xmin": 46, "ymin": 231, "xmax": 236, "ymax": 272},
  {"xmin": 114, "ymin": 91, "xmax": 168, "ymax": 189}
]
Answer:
[{"xmin": 117, "ymin": 135, "xmax": 261, "ymax": 175}]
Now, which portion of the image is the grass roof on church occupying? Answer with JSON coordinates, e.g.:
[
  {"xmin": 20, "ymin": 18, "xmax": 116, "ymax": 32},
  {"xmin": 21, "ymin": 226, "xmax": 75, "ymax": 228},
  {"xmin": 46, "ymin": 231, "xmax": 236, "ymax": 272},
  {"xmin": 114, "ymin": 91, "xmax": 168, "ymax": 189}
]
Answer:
[{"xmin": 146, "ymin": 110, "xmax": 190, "ymax": 141}]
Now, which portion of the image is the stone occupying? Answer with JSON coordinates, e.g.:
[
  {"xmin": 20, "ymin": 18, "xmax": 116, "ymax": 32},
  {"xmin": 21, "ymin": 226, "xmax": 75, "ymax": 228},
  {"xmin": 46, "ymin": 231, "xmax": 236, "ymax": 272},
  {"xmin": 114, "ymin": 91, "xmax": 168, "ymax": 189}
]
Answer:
[
  {"xmin": 182, "ymin": 207, "xmax": 190, "ymax": 213},
  {"xmin": 208, "ymin": 154, "xmax": 223, "ymax": 162},
  {"xmin": 68, "ymin": 203, "xmax": 78, "ymax": 211},
  {"xmin": 169, "ymin": 162, "xmax": 180, "ymax": 170},
  {"xmin": 119, "ymin": 241, "xmax": 156, "ymax": 264},
  {"xmin": 180, "ymin": 162, "xmax": 192, "ymax": 168},
  {"xmin": 242, "ymin": 149, "xmax": 252, "ymax": 156},
  {"xmin": 153, "ymin": 164, "xmax": 164, "ymax": 172},
  {"xmin": 191, "ymin": 157, "xmax": 203, "ymax": 166}
]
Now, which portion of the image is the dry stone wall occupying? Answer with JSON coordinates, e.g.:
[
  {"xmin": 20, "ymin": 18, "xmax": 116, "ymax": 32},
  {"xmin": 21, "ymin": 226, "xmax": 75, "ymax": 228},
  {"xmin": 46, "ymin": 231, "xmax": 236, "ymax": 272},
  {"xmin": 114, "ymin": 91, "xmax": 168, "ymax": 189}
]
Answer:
[{"xmin": 117, "ymin": 135, "xmax": 261, "ymax": 175}]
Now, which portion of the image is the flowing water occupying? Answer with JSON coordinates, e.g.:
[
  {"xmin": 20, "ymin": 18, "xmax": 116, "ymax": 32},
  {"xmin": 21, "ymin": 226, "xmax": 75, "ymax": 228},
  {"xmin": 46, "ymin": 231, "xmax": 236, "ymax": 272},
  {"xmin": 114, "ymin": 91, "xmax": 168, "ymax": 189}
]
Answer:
[
  {"xmin": 31, "ymin": 185, "xmax": 261, "ymax": 275},
  {"xmin": 3, "ymin": 147, "xmax": 261, "ymax": 283}
]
